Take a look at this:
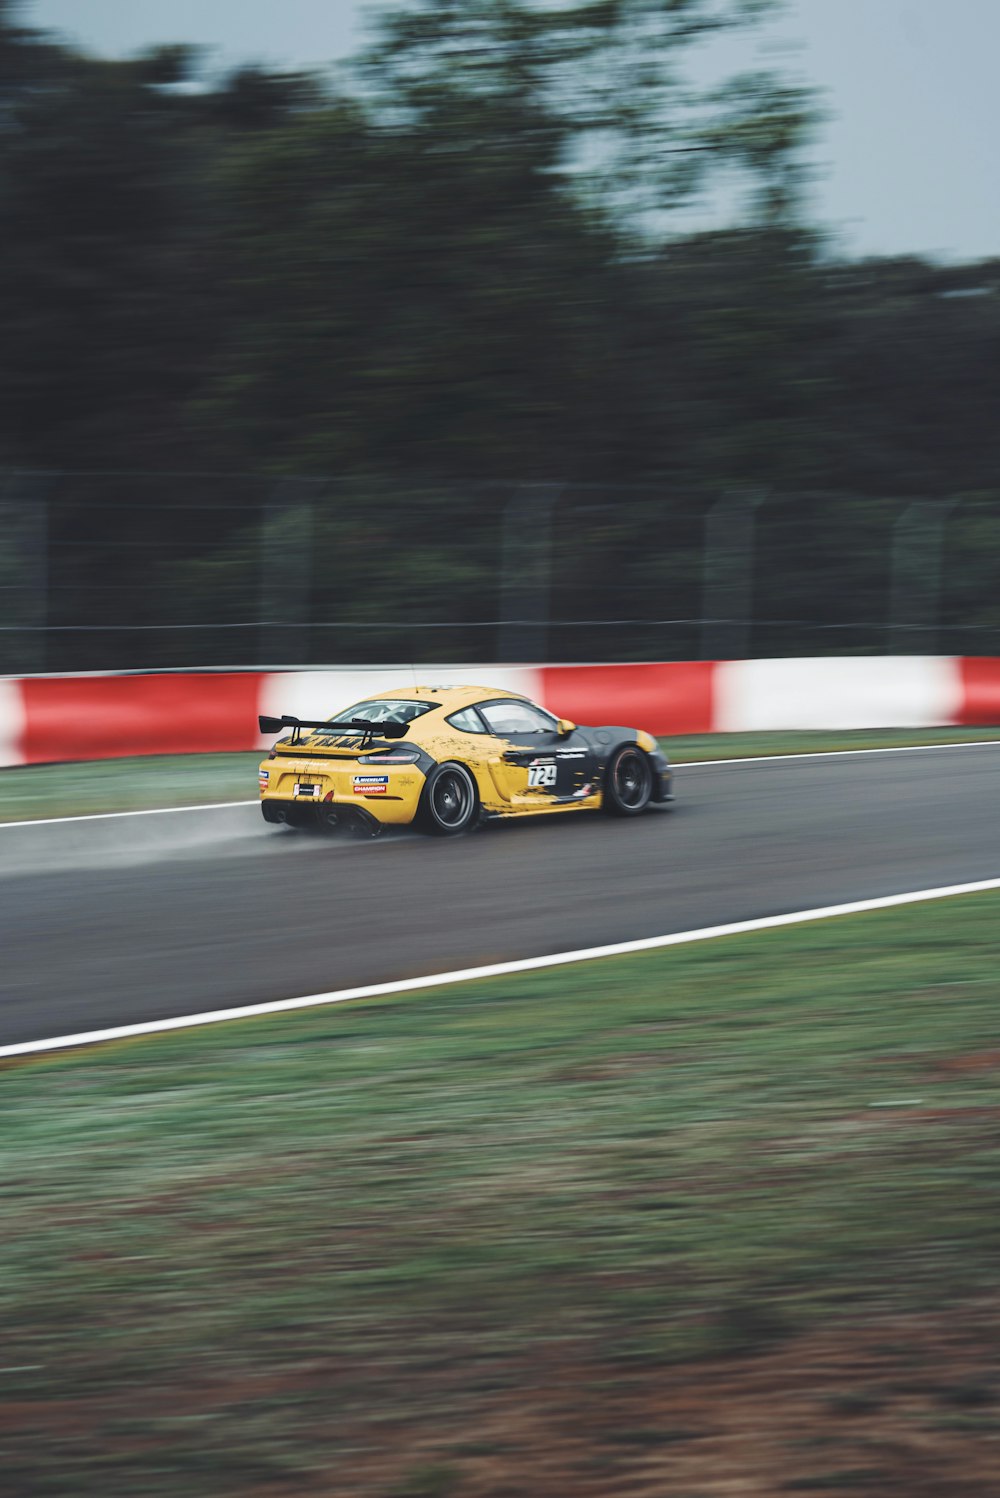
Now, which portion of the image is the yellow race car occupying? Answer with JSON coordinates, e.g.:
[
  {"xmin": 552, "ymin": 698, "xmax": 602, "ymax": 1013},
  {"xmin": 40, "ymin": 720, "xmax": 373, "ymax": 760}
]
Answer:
[{"xmin": 258, "ymin": 685, "xmax": 672, "ymax": 836}]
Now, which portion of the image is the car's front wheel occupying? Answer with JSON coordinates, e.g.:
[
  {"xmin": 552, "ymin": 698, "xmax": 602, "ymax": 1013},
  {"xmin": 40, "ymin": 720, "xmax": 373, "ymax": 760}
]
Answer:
[
  {"xmin": 603, "ymin": 745, "xmax": 653, "ymax": 817},
  {"xmin": 420, "ymin": 762, "xmax": 479, "ymax": 836}
]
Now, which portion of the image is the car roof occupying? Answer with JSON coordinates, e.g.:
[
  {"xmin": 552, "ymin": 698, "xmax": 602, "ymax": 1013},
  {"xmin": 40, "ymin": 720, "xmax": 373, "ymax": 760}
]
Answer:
[{"xmin": 356, "ymin": 685, "xmax": 528, "ymax": 711}]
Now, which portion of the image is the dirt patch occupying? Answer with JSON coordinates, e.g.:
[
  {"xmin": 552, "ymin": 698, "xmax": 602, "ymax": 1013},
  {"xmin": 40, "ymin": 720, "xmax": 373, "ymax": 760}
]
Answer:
[
  {"xmin": 931, "ymin": 1050, "xmax": 1000, "ymax": 1077},
  {"xmin": 343, "ymin": 1303, "xmax": 1000, "ymax": 1496},
  {"xmin": 4, "ymin": 1301, "xmax": 999, "ymax": 1495}
]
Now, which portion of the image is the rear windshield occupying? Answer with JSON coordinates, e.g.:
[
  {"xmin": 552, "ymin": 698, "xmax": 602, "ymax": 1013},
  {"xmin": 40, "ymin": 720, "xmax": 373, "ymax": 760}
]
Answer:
[{"xmin": 329, "ymin": 699, "xmax": 437, "ymax": 726}]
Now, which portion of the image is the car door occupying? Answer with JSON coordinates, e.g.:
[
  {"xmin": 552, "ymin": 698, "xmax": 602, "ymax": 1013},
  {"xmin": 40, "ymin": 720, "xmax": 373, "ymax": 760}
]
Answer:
[{"xmin": 477, "ymin": 699, "xmax": 597, "ymax": 807}]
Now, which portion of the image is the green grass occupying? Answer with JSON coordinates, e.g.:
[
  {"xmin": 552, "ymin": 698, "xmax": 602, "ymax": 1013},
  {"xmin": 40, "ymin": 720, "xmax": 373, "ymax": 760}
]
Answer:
[
  {"xmin": 1, "ymin": 726, "xmax": 998, "ymax": 822},
  {"xmin": 666, "ymin": 725, "xmax": 1000, "ymax": 761},
  {"xmin": 2, "ymin": 893, "xmax": 1000, "ymax": 1492},
  {"xmin": 0, "ymin": 751, "xmax": 260, "ymax": 821}
]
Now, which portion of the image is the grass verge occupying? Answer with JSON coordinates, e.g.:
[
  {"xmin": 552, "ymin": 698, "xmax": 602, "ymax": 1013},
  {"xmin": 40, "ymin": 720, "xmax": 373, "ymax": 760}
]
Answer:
[
  {"xmin": 3, "ymin": 893, "xmax": 1000, "ymax": 1494},
  {"xmin": 1, "ymin": 727, "xmax": 999, "ymax": 822},
  {"xmin": 0, "ymin": 751, "xmax": 260, "ymax": 822},
  {"xmin": 666, "ymin": 724, "xmax": 1000, "ymax": 761}
]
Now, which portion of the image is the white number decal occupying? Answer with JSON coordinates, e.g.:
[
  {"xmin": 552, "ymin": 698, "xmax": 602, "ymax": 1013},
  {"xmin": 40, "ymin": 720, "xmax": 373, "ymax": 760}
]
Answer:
[{"xmin": 527, "ymin": 762, "xmax": 557, "ymax": 788}]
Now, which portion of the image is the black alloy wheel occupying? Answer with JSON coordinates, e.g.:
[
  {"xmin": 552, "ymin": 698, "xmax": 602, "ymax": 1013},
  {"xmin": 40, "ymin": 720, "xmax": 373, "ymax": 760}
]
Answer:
[
  {"xmin": 421, "ymin": 762, "xmax": 478, "ymax": 835},
  {"xmin": 603, "ymin": 745, "xmax": 653, "ymax": 817}
]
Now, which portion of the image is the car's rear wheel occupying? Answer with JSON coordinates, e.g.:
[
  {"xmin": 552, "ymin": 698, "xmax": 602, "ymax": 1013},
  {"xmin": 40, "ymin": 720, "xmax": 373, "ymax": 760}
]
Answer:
[
  {"xmin": 420, "ymin": 762, "xmax": 478, "ymax": 836},
  {"xmin": 603, "ymin": 745, "xmax": 653, "ymax": 817}
]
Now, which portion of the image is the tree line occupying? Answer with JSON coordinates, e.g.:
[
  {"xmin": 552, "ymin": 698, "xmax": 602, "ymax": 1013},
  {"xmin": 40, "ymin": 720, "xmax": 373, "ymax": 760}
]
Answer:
[{"xmin": 1, "ymin": 0, "xmax": 998, "ymax": 668}]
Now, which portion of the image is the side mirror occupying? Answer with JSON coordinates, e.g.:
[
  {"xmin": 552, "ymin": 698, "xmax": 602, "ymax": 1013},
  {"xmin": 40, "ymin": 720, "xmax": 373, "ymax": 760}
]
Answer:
[{"xmin": 557, "ymin": 718, "xmax": 576, "ymax": 737}]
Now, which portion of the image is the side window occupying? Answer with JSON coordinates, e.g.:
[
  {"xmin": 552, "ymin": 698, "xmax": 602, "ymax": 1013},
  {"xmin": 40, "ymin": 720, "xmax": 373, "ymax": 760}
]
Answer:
[
  {"xmin": 446, "ymin": 707, "xmax": 487, "ymax": 734},
  {"xmin": 478, "ymin": 700, "xmax": 558, "ymax": 735}
]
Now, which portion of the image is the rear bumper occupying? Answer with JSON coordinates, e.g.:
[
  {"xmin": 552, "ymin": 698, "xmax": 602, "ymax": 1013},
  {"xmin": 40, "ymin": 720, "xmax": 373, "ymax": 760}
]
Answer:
[
  {"xmin": 262, "ymin": 799, "xmax": 385, "ymax": 833},
  {"xmin": 259, "ymin": 757, "xmax": 425, "ymax": 825},
  {"xmin": 260, "ymin": 792, "xmax": 417, "ymax": 827}
]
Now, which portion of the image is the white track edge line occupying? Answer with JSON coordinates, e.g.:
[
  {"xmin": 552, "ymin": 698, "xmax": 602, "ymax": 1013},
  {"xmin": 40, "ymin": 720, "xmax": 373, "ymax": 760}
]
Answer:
[
  {"xmin": 0, "ymin": 800, "xmax": 257, "ymax": 828},
  {"xmin": 4, "ymin": 876, "xmax": 1000, "ymax": 1059},
  {"xmin": 5, "ymin": 739, "xmax": 1000, "ymax": 828},
  {"xmin": 682, "ymin": 739, "xmax": 1000, "ymax": 767}
]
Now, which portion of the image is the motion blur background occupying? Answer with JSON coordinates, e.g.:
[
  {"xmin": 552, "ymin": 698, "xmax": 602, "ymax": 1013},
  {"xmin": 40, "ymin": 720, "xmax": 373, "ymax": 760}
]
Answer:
[
  {"xmin": 5, "ymin": 12, "xmax": 1000, "ymax": 1497},
  {"xmin": 2, "ymin": 0, "xmax": 999, "ymax": 674}
]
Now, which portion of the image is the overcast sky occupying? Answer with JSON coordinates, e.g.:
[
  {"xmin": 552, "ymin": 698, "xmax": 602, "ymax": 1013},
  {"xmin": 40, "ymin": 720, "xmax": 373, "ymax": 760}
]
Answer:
[{"xmin": 24, "ymin": 0, "xmax": 1000, "ymax": 263}]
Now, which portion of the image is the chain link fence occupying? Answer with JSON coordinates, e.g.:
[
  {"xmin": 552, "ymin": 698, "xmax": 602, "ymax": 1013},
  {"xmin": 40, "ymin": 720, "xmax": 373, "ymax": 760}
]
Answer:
[{"xmin": 2, "ymin": 470, "xmax": 999, "ymax": 674}]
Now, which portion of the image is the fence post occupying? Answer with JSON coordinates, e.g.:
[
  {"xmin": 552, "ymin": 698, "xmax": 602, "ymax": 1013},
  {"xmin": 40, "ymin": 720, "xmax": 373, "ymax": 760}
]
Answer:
[
  {"xmin": 499, "ymin": 483, "xmax": 561, "ymax": 663},
  {"xmin": 700, "ymin": 490, "xmax": 764, "ymax": 660},
  {"xmin": 887, "ymin": 499, "xmax": 957, "ymax": 654},
  {"xmin": 0, "ymin": 471, "xmax": 49, "ymax": 675},
  {"xmin": 258, "ymin": 478, "xmax": 316, "ymax": 666}
]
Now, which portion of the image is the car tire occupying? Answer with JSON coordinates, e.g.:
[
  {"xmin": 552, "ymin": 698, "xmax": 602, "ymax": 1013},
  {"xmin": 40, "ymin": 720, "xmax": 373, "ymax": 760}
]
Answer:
[
  {"xmin": 603, "ymin": 745, "xmax": 654, "ymax": 817},
  {"xmin": 419, "ymin": 762, "xmax": 479, "ymax": 836}
]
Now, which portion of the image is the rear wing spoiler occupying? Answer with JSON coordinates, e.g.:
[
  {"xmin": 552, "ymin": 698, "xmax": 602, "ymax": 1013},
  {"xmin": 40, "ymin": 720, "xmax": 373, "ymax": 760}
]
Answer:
[{"xmin": 258, "ymin": 714, "xmax": 409, "ymax": 748}]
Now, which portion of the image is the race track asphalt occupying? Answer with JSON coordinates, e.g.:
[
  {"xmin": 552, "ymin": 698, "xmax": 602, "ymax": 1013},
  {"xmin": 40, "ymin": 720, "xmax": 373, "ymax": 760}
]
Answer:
[{"xmin": 2, "ymin": 744, "xmax": 999, "ymax": 1048}]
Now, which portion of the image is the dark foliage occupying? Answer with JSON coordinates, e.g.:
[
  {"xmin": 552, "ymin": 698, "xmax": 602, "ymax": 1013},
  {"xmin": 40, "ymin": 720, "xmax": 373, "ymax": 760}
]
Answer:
[{"xmin": 1, "ymin": 1, "xmax": 998, "ymax": 668}]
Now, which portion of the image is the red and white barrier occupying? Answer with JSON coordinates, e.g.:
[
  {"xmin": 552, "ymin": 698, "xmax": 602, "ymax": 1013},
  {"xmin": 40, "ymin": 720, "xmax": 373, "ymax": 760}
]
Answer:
[{"xmin": 1, "ymin": 657, "xmax": 999, "ymax": 768}]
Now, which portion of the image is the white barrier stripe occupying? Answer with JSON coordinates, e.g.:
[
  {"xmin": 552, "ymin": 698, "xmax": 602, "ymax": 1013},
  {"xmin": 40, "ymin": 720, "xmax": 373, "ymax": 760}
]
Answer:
[
  {"xmin": 4, "ymin": 877, "xmax": 1000, "ymax": 1059},
  {"xmin": 712, "ymin": 655, "xmax": 964, "ymax": 734},
  {"xmin": 0, "ymin": 679, "xmax": 27, "ymax": 768},
  {"xmin": 257, "ymin": 668, "xmax": 543, "ymax": 749}
]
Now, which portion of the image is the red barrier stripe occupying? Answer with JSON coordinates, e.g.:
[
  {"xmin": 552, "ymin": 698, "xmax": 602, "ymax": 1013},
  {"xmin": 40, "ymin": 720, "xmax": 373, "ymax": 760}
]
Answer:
[
  {"xmin": 20, "ymin": 673, "xmax": 264, "ymax": 764},
  {"xmin": 539, "ymin": 661, "xmax": 717, "ymax": 736},
  {"xmin": 957, "ymin": 657, "xmax": 1000, "ymax": 726}
]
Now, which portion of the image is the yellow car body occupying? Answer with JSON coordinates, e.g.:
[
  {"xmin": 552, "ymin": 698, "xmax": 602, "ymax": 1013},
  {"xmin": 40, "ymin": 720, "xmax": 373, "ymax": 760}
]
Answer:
[{"xmin": 258, "ymin": 684, "xmax": 672, "ymax": 835}]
